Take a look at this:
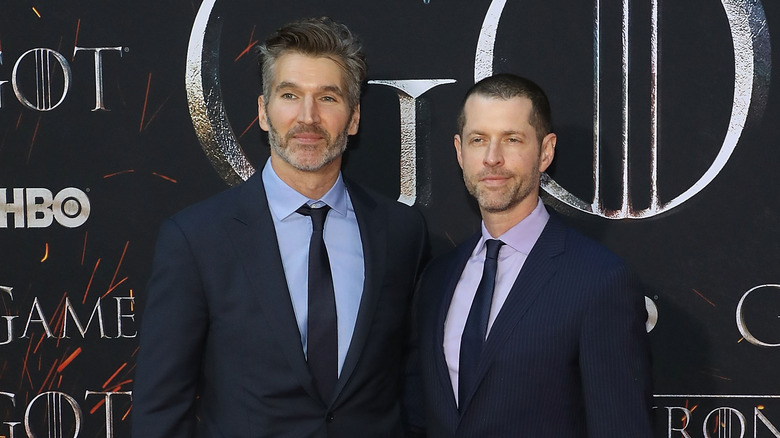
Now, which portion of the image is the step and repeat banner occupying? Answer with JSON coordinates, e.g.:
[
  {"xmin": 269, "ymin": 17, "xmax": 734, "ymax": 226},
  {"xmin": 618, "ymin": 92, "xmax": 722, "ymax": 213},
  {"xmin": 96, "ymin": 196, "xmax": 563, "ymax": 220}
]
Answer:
[{"xmin": 1, "ymin": 0, "xmax": 779, "ymax": 436}]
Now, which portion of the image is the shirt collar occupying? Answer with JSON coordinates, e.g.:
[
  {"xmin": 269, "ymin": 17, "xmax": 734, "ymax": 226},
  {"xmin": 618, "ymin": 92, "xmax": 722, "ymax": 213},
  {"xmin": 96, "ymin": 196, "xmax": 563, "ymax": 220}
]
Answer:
[
  {"xmin": 475, "ymin": 198, "xmax": 550, "ymax": 257},
  {"xmin": 261, "ymin": 158, "xmax": 348, "ymax": 221}
]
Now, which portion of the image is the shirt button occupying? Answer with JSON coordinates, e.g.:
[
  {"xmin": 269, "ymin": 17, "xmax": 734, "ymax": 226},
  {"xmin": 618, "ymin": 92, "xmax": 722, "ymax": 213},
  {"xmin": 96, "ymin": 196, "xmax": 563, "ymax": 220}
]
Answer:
[{"xmin": 326, "ymin": 412, "xmax": 335, "ymax": 423}]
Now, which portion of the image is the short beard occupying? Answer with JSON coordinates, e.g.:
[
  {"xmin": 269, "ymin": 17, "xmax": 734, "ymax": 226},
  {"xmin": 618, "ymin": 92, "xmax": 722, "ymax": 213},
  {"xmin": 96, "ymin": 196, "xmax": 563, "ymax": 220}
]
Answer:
[
  {"xmin": 463, "ymin": 166, "xmax": 539, "ymax": 213},
  {"xmin": 267, "ymin": 119, "xmax": 348, "ymax": 172}
]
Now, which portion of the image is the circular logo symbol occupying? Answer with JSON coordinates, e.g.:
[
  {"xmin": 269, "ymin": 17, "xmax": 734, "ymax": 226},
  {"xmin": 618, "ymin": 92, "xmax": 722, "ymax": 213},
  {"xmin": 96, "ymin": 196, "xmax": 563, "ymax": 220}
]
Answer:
[{"xmin": 476, "ymin": 0, "xmax": 771, "ymax": 219}]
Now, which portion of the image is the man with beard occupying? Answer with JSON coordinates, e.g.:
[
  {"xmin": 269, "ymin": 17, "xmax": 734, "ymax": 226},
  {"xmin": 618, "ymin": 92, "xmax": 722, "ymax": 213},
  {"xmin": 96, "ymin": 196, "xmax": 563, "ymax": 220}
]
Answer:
[
  {"xmin": 133, "ymin": 17, "xmax": 428, "ymax": 438},
  {"xmin": 415, "ymin": 74, "xmax": 653, "ymax": 437}
]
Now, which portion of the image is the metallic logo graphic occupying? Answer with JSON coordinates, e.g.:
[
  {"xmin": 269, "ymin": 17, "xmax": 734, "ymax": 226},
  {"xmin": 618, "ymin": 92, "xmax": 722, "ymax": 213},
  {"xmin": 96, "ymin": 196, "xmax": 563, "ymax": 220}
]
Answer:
[
  {"xmin": 1, "ymin": 46, "xmax": 124, "ymax": 112},
  {"xmin": 0, "ymin": 390, "xmax": 131, "ymax": 438},
  {"xmin": 12, "ymin": 49, "xmax": 71, "ymax": 111},
  {"xmin": 0, "ymin": 188, "xmax": 91, "ymax": 228},
  {"xmin": 24, "ymin": 391, "xmax": 82, "ymax": 438},
  {"xmin": 366, "ymin": 79, "xmax": 456, "ymax": 205},
  {"xmin": 185, "ymin": 0, "xmax": 252, "ymax": 187},
  {"xmin": 478, "ymin": 0, "xmax": 771, "ymax": 219},
  {"xmin": 187, "ymin": 0, "xmax": 770, "ymax": 218},
  {"xmin": 736, "ymin": 284, "xmax": 780, "ymax": 347}
]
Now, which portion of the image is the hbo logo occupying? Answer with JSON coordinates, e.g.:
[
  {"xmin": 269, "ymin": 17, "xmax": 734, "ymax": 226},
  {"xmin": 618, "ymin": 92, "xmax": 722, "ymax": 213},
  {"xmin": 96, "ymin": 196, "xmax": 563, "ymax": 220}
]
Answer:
[{"xmin": 0, "ymin": 188, "xmax": 90, "ymax": 228}]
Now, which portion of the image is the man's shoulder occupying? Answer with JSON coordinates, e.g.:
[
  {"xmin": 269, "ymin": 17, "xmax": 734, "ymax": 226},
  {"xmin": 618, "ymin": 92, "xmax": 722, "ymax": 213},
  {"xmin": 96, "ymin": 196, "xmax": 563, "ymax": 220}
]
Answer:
[
  {"xmin": 168, "ymin": 176, "xmax": 259, "ymax": 230},
  {"xmin": 421, "ymin": 232, "xmax": 479, "ymax": 278},
  {"xmin": 544, "ymin": 211, "xmax": 630, "ymax": 274},
  {"xmin": 345, "ymin": 178, "xmax": 425, "ymax": 223}
]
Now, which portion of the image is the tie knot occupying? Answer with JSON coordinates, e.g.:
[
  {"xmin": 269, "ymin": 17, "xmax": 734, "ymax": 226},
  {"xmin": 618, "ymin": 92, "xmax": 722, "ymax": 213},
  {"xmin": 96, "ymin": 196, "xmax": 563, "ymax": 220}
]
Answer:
[
  {"xmin": 297, "ymin": 204, "xmax": 331, "ymax": 231},
  {"xmin": 484, "ymin": 239, "xmax": 504, "ymax": 261}
]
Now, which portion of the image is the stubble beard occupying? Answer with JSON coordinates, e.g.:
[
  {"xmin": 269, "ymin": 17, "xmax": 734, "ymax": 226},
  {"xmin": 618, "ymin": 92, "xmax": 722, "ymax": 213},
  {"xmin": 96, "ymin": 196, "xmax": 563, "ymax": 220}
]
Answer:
[
  {"xmin": 268, "ymin": 119, "xmax": 349, "ymax": 172},
  {"xmin": 463, "ymin": 165, "xmax": 540, "ymax": 214}
]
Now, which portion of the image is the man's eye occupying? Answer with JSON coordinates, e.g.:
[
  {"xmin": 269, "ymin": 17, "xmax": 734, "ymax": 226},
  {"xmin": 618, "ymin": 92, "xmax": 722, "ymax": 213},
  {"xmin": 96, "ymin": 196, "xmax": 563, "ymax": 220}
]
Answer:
[
  {"xmin": 321, "ymin": 96, "xmax": 337, "ymax": 102},
  {"xmin": 281, "ymin": 93, "xmax": 296, "ymax": 99}
]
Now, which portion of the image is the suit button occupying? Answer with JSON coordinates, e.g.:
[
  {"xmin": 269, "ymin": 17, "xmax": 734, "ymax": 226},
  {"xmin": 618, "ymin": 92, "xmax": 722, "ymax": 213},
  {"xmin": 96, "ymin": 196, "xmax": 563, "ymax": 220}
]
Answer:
[{"xmin": 326, "ymin": 412, "xmax": 334, "ymax": 423}]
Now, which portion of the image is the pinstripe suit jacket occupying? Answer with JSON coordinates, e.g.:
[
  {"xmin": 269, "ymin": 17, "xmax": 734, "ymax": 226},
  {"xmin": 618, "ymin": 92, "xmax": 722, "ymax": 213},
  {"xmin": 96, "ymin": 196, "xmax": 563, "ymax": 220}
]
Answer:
[{"xmin": 416, "ymin": 210, "xmax": 653, "ymax": 437}]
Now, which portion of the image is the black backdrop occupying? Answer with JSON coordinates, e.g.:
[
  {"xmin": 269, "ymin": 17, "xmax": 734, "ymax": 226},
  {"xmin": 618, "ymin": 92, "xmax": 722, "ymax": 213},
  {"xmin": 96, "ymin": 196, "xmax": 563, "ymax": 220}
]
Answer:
[{"xmin": 2, "ymin": 0, "xmax": 780, "ymax": 436}]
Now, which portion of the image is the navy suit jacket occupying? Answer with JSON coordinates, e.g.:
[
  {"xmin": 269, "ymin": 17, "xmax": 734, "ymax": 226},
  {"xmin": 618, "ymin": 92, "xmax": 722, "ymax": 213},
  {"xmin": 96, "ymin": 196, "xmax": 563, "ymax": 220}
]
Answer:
[
  {"xmin": 132, "ymin": 173, "xmax": 428, "ymax": 438},
  {"xmin": 416, "ymin": 211, "xmax": 653, "ymax": 437}
]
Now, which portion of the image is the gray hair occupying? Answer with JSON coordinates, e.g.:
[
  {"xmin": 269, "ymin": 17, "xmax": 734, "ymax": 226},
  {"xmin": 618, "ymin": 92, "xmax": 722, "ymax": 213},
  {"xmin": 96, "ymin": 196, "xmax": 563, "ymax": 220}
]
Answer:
[{"xmin": 258, "ymin": 17, "xmax": 366, "ymax": 112}]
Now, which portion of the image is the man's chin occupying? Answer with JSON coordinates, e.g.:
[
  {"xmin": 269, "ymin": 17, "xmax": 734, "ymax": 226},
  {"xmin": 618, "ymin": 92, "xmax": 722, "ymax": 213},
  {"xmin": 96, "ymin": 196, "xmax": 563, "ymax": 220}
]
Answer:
[
  {"xmin": 478, "ymin": 202, "xmax": 514, "ymax": 214},
  {"xmin": 272, "ymin": 137, "xmax": 346, "ymax": 172},
  {"xmin": 289, "ymin": 160, "xmax": 327, "ymax": 172},
  {"xmin": 474, "ymin": 190, "xmax": 521, "ymax": 214},
  {"xmin": 287, "ymin": 153, "xmax": 339, "ymax": 172}
]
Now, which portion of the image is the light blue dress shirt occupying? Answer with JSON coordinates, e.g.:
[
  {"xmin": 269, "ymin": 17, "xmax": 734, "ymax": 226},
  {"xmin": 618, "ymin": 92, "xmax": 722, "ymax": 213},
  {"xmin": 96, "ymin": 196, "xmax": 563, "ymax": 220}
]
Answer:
[{"xmin": 261, "ymin": 159, "xmax": 365, "ymax": 375}]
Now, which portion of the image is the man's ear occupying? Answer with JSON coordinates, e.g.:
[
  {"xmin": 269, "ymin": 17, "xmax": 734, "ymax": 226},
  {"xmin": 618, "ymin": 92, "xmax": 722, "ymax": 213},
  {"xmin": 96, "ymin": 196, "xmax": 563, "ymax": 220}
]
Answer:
[
  {"xmin": 257, "ymin": 95, "xmax": 269, "ymax": 132},
  {"xmin": 539, "ymin": 132, "xmax": 557, "ymax": 172},
  {"xmin": 454, "ymin": 134, "xmax": 464, "ymax": 169},
  {"xmin": 347, "ymin": 103, "xmax": 361, "ymax": 135}
]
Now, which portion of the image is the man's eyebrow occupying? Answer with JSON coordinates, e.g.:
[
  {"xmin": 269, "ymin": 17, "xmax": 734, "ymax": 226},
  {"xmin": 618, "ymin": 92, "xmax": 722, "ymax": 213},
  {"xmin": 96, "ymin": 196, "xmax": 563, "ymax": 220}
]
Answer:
[
  {"xmin": 275, "ymin": 82, "xmax": 345, "ymax": 96},
  {"xmin": 320, "ymin": 84, "xmax": 345, "ymax": 95},
  {"xmin": 275, "ymin": 81, "xmax": 298, "ymax": 92},
  {"xmin": 464, "ymin": 129, "xmax": 527, "ymax": 137},
  {"xmin": 502, "ymin": 130, "xmax": 526, "ymax": 137}
]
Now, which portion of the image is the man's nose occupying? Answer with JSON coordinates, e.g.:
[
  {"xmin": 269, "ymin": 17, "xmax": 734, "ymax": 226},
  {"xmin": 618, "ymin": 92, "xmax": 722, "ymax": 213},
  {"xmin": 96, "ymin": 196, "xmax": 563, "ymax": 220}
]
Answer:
[
  {"xmin": 484, "ymin": 140, "xmax": 504, "ymax": 166},
  {"xmin": 297, "ymin": 96, "xmax": 321, "ymax": 125}
]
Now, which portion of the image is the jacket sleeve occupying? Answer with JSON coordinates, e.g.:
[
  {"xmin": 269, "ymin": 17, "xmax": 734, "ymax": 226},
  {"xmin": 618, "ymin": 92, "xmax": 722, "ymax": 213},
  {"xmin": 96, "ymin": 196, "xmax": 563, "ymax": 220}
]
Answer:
[
  {"xmin": 579, "ymin": 264, "xmax": 654, "ymax": 437},
  {"xmin": 402, "ymin": 209, "xmax": 431, "ymax": 438},
  {"xmin": 132, "ymin": 218, "xmax": 208, "ymax": 438}
]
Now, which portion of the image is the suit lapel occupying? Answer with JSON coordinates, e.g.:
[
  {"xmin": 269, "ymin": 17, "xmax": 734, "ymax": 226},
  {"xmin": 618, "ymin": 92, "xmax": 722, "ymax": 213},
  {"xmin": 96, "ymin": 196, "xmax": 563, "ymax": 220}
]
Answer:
[
  {"xmin": 331, "ymin": 182, "xmax": 385, "ymax": 403},
  {"xmin": 224, "ymin": 174, "xmax": 319, "ymax": 400},
  {"xmin": 457, "ymin": 214, "xmax": 567, "ymax": 414}
]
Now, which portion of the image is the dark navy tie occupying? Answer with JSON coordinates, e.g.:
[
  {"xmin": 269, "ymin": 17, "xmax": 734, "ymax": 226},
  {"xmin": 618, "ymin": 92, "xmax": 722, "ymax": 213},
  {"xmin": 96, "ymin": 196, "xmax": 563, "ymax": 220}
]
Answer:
[
  {"xmin": 459, "ymin": 238, "xmax": 504, "ymax": 408},
  {"xmin": 297, "ymin": 204, "xmax": 338, "ymax": 402}
]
